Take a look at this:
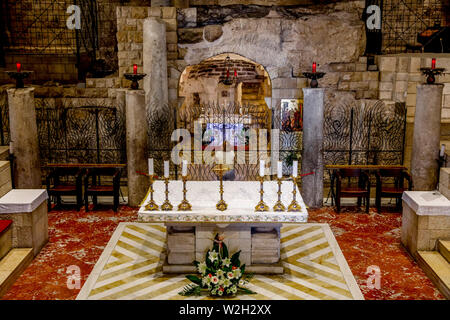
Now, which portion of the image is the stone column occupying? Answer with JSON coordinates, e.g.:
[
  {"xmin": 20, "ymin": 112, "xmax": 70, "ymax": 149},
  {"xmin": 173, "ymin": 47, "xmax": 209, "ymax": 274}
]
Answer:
[
  {"xmin": 301, "ymin": 88, "xmax": 325, "ymax": 208},
  {"xmin": 7, "ymin": 87, "xmax": 41, "ymax": 189},
  {"xmin": 143, "ymin": 17, "xmax": 169, "ymax": 112},
  {"xmin": 411, "ymin": 84, "xmax": 444, "ymax": 191},
  {"xmin": 126, "ymin": 90, "xmax": 149, "ymax": 207}
]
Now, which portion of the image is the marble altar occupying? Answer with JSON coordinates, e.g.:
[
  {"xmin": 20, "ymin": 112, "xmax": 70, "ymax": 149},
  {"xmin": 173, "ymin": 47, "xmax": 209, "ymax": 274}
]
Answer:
[{"xmin": 138, "ymin": 180, "xmax": 308, "ymax": 274}]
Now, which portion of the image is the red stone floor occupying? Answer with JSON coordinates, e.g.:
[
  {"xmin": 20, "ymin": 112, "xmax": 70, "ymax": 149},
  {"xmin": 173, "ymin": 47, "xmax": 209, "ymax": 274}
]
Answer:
[{"xmin": 1, "ymin": 204, "xmax": 445, "ymax": 300}]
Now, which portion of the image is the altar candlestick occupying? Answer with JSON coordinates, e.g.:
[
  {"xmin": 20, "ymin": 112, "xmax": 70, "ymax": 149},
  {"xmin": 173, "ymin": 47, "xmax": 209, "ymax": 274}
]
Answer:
[
  {"xmin": 440, "ymin": 144, "xmax": 445, "ymax": 157},
  {"xmin": 259, "ymin": 160, "xmax": 265, "ymax": 177},
  {"xmin": 16, "ymin": 62, "xmax": 21, "ymax": 72},
  {"xmin": 148, "ymin": 158, "xmax": 154, "ymax": 176},
  {"xmin": 133, "ymin": 64, "xmax": 138, "ymax": 74},
  {"xmin": 312, "ymin": 61, "xmax": 316, "ymax": 73},
  {"xmin": 182, "ymin": 160, "xmax": 188, "ymax": 176},
  {"xmin": 164, "ymin": 160, "xmax": 170, "ymax": 178},
  {"xmin": 292, "ymin": 160, "xmax": 298, "ymax": 178},
  {"xmin": 277, "ymin": 161, "xmax": 282, "ymax": 179},
  {"xmin": 432, "ymin": 58, "xmax": 436, "ymax": 69}
]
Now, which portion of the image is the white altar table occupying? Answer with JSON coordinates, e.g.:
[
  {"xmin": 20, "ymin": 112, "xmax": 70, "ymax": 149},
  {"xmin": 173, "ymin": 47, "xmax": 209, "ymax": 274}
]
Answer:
[{"xmin": 138, "ymin": 180, "xmax": 308, "ymax": 274}]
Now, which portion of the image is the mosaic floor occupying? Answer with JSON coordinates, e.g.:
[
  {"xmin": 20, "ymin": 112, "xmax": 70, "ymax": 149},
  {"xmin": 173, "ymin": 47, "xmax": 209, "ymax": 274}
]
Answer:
[
  {"xmin": 76, "ymin": 222, "xmax": 363, "ymax": 300},
  {"xmin": 1, "ymin": 205, "xmax": 445, "ymax": 300}
]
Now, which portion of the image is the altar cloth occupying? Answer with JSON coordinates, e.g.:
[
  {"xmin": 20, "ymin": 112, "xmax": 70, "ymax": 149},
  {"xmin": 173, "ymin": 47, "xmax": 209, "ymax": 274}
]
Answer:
[
  {"xmin": 0, "ymin": 189, "xmax": 48, "ymax": 214},
  {"xmin": 138, "ymin": 181, "xmax": 308, "ymax": 223}
]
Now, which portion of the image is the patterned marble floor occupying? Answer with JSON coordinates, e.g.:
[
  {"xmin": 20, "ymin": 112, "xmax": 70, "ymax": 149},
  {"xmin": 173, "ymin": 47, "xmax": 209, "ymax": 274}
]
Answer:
[
  {"xmin": 76, "ymin": 222, "xmax": 363, "ymax": 300},
  {"xmin": 0, "ymin": 205, "xmax": 445, "ymax": 300}
]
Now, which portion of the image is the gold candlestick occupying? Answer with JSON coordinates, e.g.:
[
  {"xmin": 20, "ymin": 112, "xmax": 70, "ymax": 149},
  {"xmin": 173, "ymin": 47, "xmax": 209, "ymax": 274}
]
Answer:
[
  {"xmin": 273, "ymin": 177, "xmax": 286, "ymax": 212},
  {"xmin": 213, "ymin": 164, "xmax": 230, "ymax": 211},
  {"xmin": 145, "ymin": 174, "xmax": 159, "ymax": 211},
  {"xmin": 255, "ymin": 176, "xmax": 269, "ymax": 212},
  {"xmin": 288, "ymin": 176, "xmax": 302, "ymax": 212},
  {"xmin": 178, "ymin": 176, "xmax": 192, "ymax": 211},
  {"xmin": 161, "ymin": 178, "xmax": 173, "ymax": 211}
]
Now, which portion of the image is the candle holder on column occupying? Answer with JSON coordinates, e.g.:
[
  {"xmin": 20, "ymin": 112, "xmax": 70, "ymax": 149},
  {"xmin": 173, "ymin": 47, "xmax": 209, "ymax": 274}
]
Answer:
[
  {"xmin": 145, "ymin": 174, "xmax": 159, "ymax": 211},
  {"xmin": 5, "ymin": 65, "xmax": 33, "ymax": 89},
  {"xmin": 288, "ymin": 176, "xmax": 302, "ymax": 212},
  {"xmin": 178, "ymin": 176, "xmax": 192, "ymax": 211},
  {"xmin": 273, "ymin": 178, "xmax": 286, "ymax": 212},
  {"xmin": 420, "ymin": 67, "xmax": 445, "ymax": 84},
  {"xmin": 161, "ymin": 178, "xmax": 173, "ymax": 211},
  {"xmin": 255, "ymin": 176, "xmax": 269, "ymax": 212}
]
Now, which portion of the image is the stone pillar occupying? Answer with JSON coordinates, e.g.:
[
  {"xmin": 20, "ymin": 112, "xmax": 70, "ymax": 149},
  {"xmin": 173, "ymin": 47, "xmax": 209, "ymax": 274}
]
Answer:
[
  {"xmin": 301, "ymin": 88, "xmax": 325, "ymax": 208},
  {"xmin": 143, "ymin": 17, "xmax": 169, "ymax": 112},
  {"xmin": 7, "ymin": 88, "xmax": 41, "ymax": 189},
  {"xmin": 411, "ymin": 84, "xmax": 444, "ymax": 191},
  {"xmin": 126, "ymin": 90, "xmax": 149, "ymax": 207}
]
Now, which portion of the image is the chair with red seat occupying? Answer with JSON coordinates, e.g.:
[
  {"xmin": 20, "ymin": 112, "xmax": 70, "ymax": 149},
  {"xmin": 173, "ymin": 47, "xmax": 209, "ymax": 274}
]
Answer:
[
  {"xmin": 46, "ymin": 167, "xmax": 84, "ymax": 211},
  {"xmin": 84, "ymin": 167, "xmax": 122, "ymax": 212},
  {"xmin": 335, "ymin": 168, "xmax": 371, "ymax": 213},
  {"xmin": 375, "ymin": 169, "xmax": 412, "ymax": 212}
]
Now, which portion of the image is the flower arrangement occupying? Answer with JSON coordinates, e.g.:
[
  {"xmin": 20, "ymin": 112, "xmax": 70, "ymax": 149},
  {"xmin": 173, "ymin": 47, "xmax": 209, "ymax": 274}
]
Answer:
[{"xmin": 179, "ymin": 234, "xmax": 256, "ymax": 297}]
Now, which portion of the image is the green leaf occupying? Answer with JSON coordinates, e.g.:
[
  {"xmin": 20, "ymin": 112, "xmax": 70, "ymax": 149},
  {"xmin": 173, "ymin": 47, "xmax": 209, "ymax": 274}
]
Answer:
[
  {"xmin": 237, "ymin": 287, "xmax": 257, "ymax": 295},
  {"xmin": 222, "ymin": 242, "xmax": 229, "ymax": 259},
  {"xmin": 231, "ymin": 250, "xmax": 241, "ymax": 267},
  {"xmin": 179, "ymin": 284, "xmax": 202, "ymax": 296},
  {"xmin": 186, "ymin": 275, "xmax": 202, "ymax": 285}
]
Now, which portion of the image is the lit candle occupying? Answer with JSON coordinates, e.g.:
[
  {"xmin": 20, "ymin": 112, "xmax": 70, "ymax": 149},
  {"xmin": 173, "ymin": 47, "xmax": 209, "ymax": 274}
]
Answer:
[
  {"xmin": 277, "ymin": 161, "xmax": 282, "ymax": 179},
  {"xmin": 9, "ymin": 141, "xmax": 13, "ymax": 154},
  {"xmin": 440, "ymin": 144, "xmax": 445, "ymax": 158},
  {"xmin": 432, "ymin": 58, "xmax": 436, "ymax": 69},
  {"xmin": 292, "ymin": 160, "xmax": 298, "ymax": 178},
  {"xmin": 164, "ymin": 160, "xmax": 170, "ymax": 178},
  {"xmin": 182, "ymin": 160, "xmax": 188, "ymax": 177},
  {"xmin": 259, "ymin": 160, "xmax": 265, "ymax": 177},
  {"xmin": 312, "ymin": 61, "xmax": 316, "ymax": 73},
  {"xmin": 148, "ymin": 158, "xmax": 154, "ymax": 176},
  {"xmin": 16, "ymin": 62, "xmax": 21, "ymax": 72},
  {"xmin": 133, "ymin": 64, "xmax": 138, "ymax": 74}
]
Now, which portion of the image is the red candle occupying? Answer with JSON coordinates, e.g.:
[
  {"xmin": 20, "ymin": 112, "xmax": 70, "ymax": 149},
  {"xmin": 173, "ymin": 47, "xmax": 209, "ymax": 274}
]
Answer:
[
  {"xmin": 234, "ymin": 69, "xmax": 237, "ymax": 77},
  {"xmin": 432, "ymin": 58, "xmax": 436, "ymax": 69},
  {"xmin": 133, "ymin": 64, "xmax": 137, "ymax": 74},
  {"xmin": 312, "ymin": 61, "xmax": 316, "ymax": 73},
  {"xmin": 16, "ymin": 62, "xmax": 21, "ymax": 72},
  {"xmin": 226, "ymin": 69, "xmax": 230, "ymax": 78}
]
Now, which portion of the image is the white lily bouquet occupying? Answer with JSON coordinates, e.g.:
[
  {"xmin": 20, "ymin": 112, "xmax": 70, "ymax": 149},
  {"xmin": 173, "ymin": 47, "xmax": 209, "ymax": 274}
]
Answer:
[{"xmin": 179, "ymin": 233, "xmax": 256, "ymax": 297}]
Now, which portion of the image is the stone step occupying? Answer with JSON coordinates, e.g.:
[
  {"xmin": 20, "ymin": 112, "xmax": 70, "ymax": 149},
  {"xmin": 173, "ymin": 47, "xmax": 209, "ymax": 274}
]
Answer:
[
  {"xmin": 417, "ymin": 250, "xmax": 450, "ymax": 299},
  {"xmin": 438, "ymin": 240, "xmax": 450, "ymax": 263},
  {"xmin": 0, "ymin": 248, "xmax": 33, "ymax": 298},
  {"xmin": 0, "ymin": 220, "xmax": 12, "ymax": 260},
  {"xmin": 0, "ymin": 161, "xmax": 12, "ymax": 198}
]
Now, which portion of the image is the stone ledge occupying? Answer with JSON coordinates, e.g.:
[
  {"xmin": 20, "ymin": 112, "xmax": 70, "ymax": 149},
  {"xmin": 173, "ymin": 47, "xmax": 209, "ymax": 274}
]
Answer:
[{"xmin": 402, "ymin": 191, "xmax": 450, "ymax": 216}]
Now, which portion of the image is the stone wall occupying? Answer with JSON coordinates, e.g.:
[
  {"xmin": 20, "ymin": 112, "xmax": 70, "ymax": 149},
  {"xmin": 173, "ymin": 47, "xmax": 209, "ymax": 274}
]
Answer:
[
  {"xmin": 115, "ymin": 2, "xmax": 367, "ymax": 111},
  {"xmin": 375, "ymin": 54, "xmax": 450, "ymax": 168}
]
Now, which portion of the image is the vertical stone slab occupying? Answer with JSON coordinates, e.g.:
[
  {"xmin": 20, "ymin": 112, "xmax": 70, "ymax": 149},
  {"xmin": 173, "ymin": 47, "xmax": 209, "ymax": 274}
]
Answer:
[
  {"xmin": 7, "ymin": 88, "xmax": 41, "ymax": 189},
  {"xmin": 411, "ymin": 84, "xmax": 444, "ymax": 191},
  {"xmin": 126, "ymin": 90, "xmax": 149, "ymax": 207},
  {"xmin": 301, "ymin": 88, "xmax": 325, "ymax": 208},
  {"xmin": 143, "ymin": 17, "xmax": 169, "ymax": 112}
]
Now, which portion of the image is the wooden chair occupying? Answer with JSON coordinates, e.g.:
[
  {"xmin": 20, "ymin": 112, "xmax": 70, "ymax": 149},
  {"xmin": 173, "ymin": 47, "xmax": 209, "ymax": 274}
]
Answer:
[
  {"xmin": 375, "ymin": 169, "xmax": 412, "ymax": 212},
  {"xmin": 335, "ymin": 168, "xmax": 370, "ymax": 213},
  {"xmin": 46, "ymin": 167, "xmax": 84, "ymax": 211},
  {"xmin": 84, "ymin": 167, "xmax": 122, "ymax": 212}
]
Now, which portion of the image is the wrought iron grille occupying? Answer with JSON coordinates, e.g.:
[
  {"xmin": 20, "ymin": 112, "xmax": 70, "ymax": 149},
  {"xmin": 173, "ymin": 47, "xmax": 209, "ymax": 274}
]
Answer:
[
  {"xmin": 36, "ymin": 100, "xmax": 126, "ymax": 167},
  {"xmin": 381, "ymin": 0, "xmax": 444, "ymax": 54},
  {"xmin": 324, "ymin": 100, "xmax": 407, "ymax": 166},
  {"xmin": 0, "ymin": 0, "xmax": 99, "ymax": 60}
]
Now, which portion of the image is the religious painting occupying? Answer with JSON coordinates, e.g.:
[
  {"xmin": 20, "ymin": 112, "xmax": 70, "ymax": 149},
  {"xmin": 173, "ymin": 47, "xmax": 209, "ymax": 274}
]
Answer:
[{"xmin": 281, "ymin": 99, "xmax": 303, "ymax": 132}]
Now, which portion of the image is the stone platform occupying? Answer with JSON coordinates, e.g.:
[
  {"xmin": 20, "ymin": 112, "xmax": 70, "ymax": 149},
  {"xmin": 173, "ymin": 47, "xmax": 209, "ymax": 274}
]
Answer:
[
  {"xmin": 77, "ymin": 222, "xmax": 363, "ymax": 300},
  {"xmin": 138, "ymin": 181, "xmax": 308, "ymax": 274}
]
